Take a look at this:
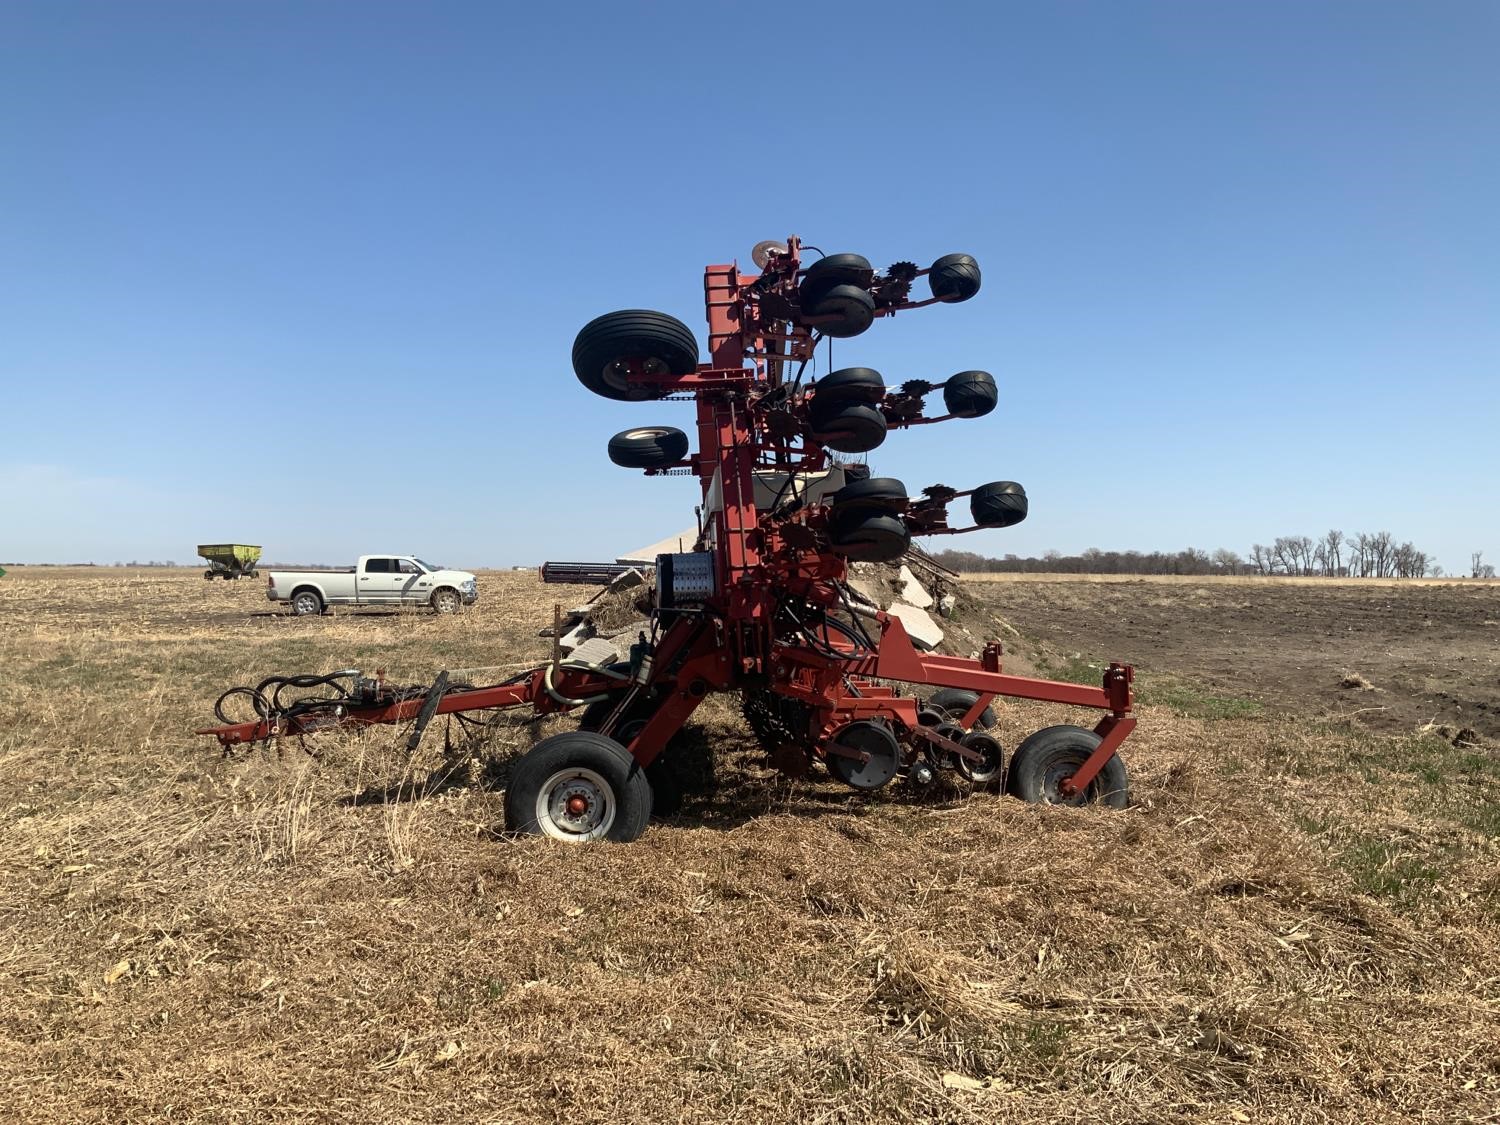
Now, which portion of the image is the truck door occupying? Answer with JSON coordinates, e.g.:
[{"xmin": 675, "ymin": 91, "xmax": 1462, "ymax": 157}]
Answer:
[
  {"xmin": 359, "ymin": 557, "xmax": 405, "ymax": 603},
  {"xmin": 394, "ymin": 558, "xmax": 429, "ymax": 603}
]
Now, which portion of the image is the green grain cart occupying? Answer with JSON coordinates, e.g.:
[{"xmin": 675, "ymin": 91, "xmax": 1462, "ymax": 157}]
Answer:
[{"xmin": 198, "ymin": 544, "xmax": 262, "ymax": 580}]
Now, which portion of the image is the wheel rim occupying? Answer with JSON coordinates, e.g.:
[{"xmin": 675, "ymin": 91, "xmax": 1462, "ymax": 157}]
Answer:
[
  {"xmin": 435, "ymin": 591, "xmax": 459, "ymax": 613},
  {"xmin": 294, "ymin": 594, "xmax": 317, "ymax": 615},
  {"xmin": 602, "ymin": 357, "xmax": 665, "ymax": 394},
  {"xmin": 1041, "ymin": 752, "xmax": 1093, "ymax": 806},
  {"xmin": 535, "ymin": 767, "xmax": 616, "ymax": 842},
  {"xmin": 623, "ymin": 428, "xmax": 667, "ymax": 441}
]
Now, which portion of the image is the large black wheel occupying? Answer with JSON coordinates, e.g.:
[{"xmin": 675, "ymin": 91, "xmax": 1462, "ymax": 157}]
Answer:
[
  {"xmin": 803, "ymin": 284, "xmax": 875, "ymax": 338},
  {"xmin": 809, "ymin": 401, "xmax": 887, "ymax": 454},
  {"xmin": 942, "ymin": 370, "xmax": 998, "ymax": 418},
  {"xmin": 799, "ymin": 253, "xmax": 873, "ymax": 305},
  {"xmin": 1007, "ymin": 725, "xmax": 1128, "ymax": 809},
  {"xmin": 828, "ymin": 510, "xmax": 910, "ymax": 562},
  {"xmin": 430, "ymin": 587, "xmax": 463, "ymax": 615},
  {"xmin": 572, "ymin": 310, "xmax": 700, "ymax": 402},
  {"xmin": 577, "ymin": 675, "xmax": 688, "ymax": 817},
  {"xmin": 607, "ymin": 426, "xmax": 690, "ymax": 469},
  {"xmin": 505, "ymin": 730, "xmax": 653, "ymax": 842},
  {"xmin": 831, "ymin": 476, "xmax": 907, "ymax": 508},
  {"xmin": 290, "ymin": 589, "xmax": 323, "ymax": 617},
  {"xmin": 927, "ymin": 687, "xmax": 998, "ymax": 729},
  {"xmin": 971, "ymin": 481, "xmax": 1028, "ymax": 528},
  {"xmin": 811, "ymin": 366, "xmax": 885, "ymax": 407},
  {"xmin": 928, "ymin": 253, "xmax": 981, "ymax": 303}
]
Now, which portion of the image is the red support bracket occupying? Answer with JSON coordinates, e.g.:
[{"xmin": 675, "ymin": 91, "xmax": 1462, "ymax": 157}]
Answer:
[{"xmin": 1057, "ymin": 714, "xmax": 1136, "ymax": 798}]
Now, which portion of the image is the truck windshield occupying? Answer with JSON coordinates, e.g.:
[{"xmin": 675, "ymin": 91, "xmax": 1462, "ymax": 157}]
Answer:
[{"xmin": 413, "ymin": 558, "xmax": 440, "ymax": 572}]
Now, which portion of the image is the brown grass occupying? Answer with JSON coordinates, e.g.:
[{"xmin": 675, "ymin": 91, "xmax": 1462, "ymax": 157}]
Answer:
[
  {"xmin": 960, "ymin": 572, "xmax": 1493, "ymax": 588},
  {"xmin": 1, "ymin": 568, "xmax": 1498, "ymax": 1122}
]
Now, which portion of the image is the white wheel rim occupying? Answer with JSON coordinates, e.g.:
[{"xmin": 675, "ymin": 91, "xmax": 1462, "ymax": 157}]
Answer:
[
  {"xmin": 623, "ymin": 428, "xmax": 666, "ymax": 440},
  {"xmin": 535, "ymin": 767, "xmax": 616, "ymax": 842}
]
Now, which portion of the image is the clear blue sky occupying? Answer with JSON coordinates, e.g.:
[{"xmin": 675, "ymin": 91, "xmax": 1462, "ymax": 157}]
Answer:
[{"xmin": 2, "ymin": 1, "xmax": 1496, "ymax": 571}]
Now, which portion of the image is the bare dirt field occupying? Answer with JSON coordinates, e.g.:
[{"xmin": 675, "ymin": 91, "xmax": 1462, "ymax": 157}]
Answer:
[{"xmin": 1, "ymin": 568, "xmax": 1497, "ymax": 1123}]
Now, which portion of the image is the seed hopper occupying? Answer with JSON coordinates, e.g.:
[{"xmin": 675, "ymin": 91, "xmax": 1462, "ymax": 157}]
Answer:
[{"xmin": 199, "ymin": 237, "xmax": 1137, "ymax": 842}]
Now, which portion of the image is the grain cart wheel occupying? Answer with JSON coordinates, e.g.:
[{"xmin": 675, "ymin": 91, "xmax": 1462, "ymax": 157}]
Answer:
[
  {"xmin": 798, "ymin": 253, "xmax": 874, "ymax": 305},
  {"xmin": 204, "ymin": 569, "xmax": 216, "ymax": 580},
  {"xmin": 927, "ymin": 688, "xmax": 998, "ymax": 730},
  {"xmin": 971, "ymin": 481, "xmax": 1028, "ymax": 528},
  {"xmin": 810, "ymin": 402, "xmax": 887, "ymax": 454},
  {"xmin": 1007, "ymin": 725, "xmax": 1128, "ymax": 809},
  {"xmin": 804, "ymin": 284, "xmax": 876, "ymax": 338},
  {"xmin": 942, "ymin": 370, "xmax": 998, "ymax": 418},
  {"xmin": 607, "ymin": 426, "xmax": 690, "ymax": 469},
  {"xmin": 505, "ymin": 730, "xmax": 653, "ymax": 843},
  {"xmin": 290, "ymin": 589, "xmax": 323, "ymax": 617},
  {"xmin": 928, "ymin": 253, "xmax": 982, "ymax": 303},
  {"xmin": 572, "ymin": 310, "xmax": 700, "ymax": 402},
  {"xmin": 431, "ymin": 587, "xmax": 462, "ymax": 615},
  {"xmin": 956, "ymin": 731, "xmax": 1005, "ymax": 787},
  {"xmin": 810, "ymin": 366, "xmax": 885, "ymax": 407},
  {"xmin": 828, "ymin": 510, "xmax": 910, "ymax": 563}
]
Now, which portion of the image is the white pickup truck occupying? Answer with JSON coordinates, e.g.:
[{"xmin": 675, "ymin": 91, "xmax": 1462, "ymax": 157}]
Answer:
[{"xmin": 266, "ymin": 555, "xmax": 479, "ymax": 616}]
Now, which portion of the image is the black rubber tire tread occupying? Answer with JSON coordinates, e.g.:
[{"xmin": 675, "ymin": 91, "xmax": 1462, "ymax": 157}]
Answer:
[
  {"xmin": 971, "ymin": 481, "xmax": 1028, "ymax": 528},
  {"xmin": 928, "ymin": 253, "xmax": 982, "ymax": 303},
  {"xmin": 831, "ymin": 476, "xmax": 907, "ymax": 506},
  {"xmin": 809, "ymin": 401, "xmax": 887, "ymax": 454},
  {"xmin": 804, "ymin": 284, "xmax": 875, "ymax": 339},
  {"xmin": 811, "ymin": 366, "xmax": 886, "ymax": 406},
  {"xmin": 828, "ymin": 511, "xmax": 910, "ymax": 563},
  {"xmin": 799, "ymin": 253, "xmax": 874, "ymax": 305},
  {"xmin": 942, "ymin": 370, "xmax": 998, "ymax": 418},
  {"xmin": 607, "ymin": 426, "xmax": 690, "ymax": 469},
  {"xmin": 927, "ymin": 688, "xmax": 998, "ymax": 729},
  {"xmin": 572, "ymin": 310, "xmax": 699, "ymax": 402},
  {"xmin": 504, "ymin": 730, "xmax": 653, "ymax": 842},
  {"xmin": 1006, "ymin": 724, "xmax": 1128, "ymax": 809}
]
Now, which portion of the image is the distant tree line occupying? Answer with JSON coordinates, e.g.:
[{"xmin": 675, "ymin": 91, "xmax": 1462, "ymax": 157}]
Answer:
[{"xmin": 935, "ymin": 530, "xmax": 1488, "ymax": 579}]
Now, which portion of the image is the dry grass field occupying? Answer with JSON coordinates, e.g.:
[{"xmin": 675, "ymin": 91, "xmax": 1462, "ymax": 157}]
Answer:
[{"xmin": 2, "ymin": 567, "xmax": 1498, "ymax": 1123}]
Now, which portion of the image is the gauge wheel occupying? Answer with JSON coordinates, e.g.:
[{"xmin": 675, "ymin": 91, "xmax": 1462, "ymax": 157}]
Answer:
[{"xmin": 607, "ymin": 426, "xmax": 691, "ymax": 469}]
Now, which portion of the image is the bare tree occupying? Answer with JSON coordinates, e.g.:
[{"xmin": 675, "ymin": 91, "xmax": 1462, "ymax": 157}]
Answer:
[
  {"xmin": 1323, "ymin": 529, "xmax": 1344, "ymax": 576},
  {"xmin": 1474, "ymin": 551, "xmax": 1488, "ymax": 579},
  {"xmin": 1212, "ymin": 548, "xmax": 1244, "ymax": 575}
]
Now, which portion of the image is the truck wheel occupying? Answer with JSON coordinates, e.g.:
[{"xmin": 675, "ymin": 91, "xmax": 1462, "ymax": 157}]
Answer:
[
  {"xmin": 431, "ymin": 588, "xmax": 462, "ymax": 615},
  {"xmin": 505, "ymin": 731, "xmax": 653, "ymax": 843},
  {"xmin": 572, "ymin": 310, "xmax": 699, "ymax": 402},
  {"xmin": 290, "ymin": 590, "xmax": 323, "ymax": 617}
]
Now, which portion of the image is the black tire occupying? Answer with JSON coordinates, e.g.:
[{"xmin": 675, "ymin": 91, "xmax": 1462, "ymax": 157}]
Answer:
[
  {"xmin": 572, "ymin": 310, "xmax": 699, "ymax": 402},
  {"xmin": 942, "ymin": 370, "xmax": 998, "ymax": 418},
  {"xmin": 431, "ymin": 587, "xmax": 462, "ymax": 615},
  {"xmin": 290, "ymin": 589, "xmax": 323, "ymax": 617},
  {"xmin": 607, "ymin": 426, "xmax": 690, "ymax": 469},
  {"xmin": 799, "ymin": 253, "xmax": 873, "ymax": 305},
  {"xmin": 927, "ymin": 688, "xmax": 998, "ymax": 729},
  {"xmin": 828, "ymin": 511, "xmax": 910, "ymax": 563},
  {"xmin": 204, "ymin": 569, "xmax": 216, "ymax": 580},
  {"xmin": 1007, "ymin": 725, "xmax": 1128, "ymax": 809},
  {"xmin": 504, "ymin": 730, "xmax": 653, "ymax": 842},
  {"xmin": 804, "ymin": 284, "xmax": 875, "ymax": 339},
  {"xmin": 956, "ymin": 731, "xmax": 1005, "ymax": 787},
  {"xmin": 809, "ymin": 402, "xmax": 887, "ymax": 454},
  {"xmin": 971, "ymin": 481, "xmax": 1028, "ymax": 528},
  {"xmin": 811, "ymin": 366, "xmax": 885, "ymax": 407},
  {"xmin": 830, "ymin": 476, "xmax": 907, "ymax": 508},
  {"xmin": 928, "ymin": 253, "xmax": 982, "ymax": 303}
]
